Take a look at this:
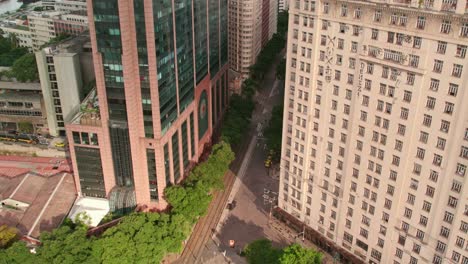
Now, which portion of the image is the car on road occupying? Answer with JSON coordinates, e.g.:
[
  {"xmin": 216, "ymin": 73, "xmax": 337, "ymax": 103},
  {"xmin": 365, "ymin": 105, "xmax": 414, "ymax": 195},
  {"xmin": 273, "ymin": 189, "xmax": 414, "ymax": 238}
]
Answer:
[{"xmin": 54, "ymin": 142, "xmax": 66, "ymax": 148}]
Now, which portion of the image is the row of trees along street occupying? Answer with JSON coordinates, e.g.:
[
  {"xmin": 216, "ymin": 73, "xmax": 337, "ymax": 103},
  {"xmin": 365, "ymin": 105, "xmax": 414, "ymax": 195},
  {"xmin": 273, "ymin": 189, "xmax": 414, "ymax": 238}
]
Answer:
[
  {"xmin": 243, "ymin": 239, "xmax": 323, "ymax": 264},
  {"xmin": 0, "ymin": 142, "xmax": 234, "ymax": 263},
  {"xmin": 221, "ymin": 11, "xmax": 288, "ymax": 148}
]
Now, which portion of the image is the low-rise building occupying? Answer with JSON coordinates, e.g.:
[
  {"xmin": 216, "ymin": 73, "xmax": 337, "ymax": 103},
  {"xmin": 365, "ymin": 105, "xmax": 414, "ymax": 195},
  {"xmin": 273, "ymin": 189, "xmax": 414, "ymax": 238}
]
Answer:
[
  {"xmin": 36, "ymin": 34, "xmax": 94, "ymax": 136},
  {"xmin": 0, "ymin": 156, "xmax": 75, "ymax": 239},
  {"xmin": 0, "ymin": 81, "xmax": 46, "ymax": 134},
  {"xmin": 41, "ymin": 0, "xmax": 87, "ymax": 12},
  {"xmin": 53, "ymin": 0, "xmax": 87, "ymax": 12},
  {"xmin": 28, "ymin": 11, "xmax": 88, "ymax": 50},
  {"xmin": 0, "ymin": 23, "xmax": 33, "ymax": 50}
]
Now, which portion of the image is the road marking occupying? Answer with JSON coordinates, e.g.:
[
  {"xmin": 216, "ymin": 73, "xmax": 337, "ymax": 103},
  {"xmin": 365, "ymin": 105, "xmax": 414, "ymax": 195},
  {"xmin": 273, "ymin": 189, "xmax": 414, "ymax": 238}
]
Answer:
[
  {"xmin": 216, "ymin": 135, "xmax": 257, "ymax": 233},
  {"xmin": 269, "ymin": 80, "xmax": 278, "ymax": 98}
]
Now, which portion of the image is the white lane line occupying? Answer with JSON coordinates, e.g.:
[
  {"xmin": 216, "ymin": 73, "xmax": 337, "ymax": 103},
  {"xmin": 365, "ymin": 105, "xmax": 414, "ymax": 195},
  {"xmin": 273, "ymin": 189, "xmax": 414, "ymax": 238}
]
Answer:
[{"xmin": 269, "ymin": 80, "xmax": 278, "ymax": 98}]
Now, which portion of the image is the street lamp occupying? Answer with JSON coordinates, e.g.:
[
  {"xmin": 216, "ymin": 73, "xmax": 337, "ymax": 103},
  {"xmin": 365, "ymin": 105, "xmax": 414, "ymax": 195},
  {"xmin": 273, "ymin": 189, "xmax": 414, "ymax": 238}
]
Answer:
[
  {"xmin": 294, "ymin": 225, "xmax": 305, "ymax": 242},
  {"xmin": 263, "ymin": 188, "xmax": 278, "ymax": 223}
]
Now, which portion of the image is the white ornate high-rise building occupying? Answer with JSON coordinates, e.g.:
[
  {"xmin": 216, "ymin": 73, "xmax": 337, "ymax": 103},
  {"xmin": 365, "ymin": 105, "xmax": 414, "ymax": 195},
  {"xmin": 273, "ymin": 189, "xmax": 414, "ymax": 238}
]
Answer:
[{"xmin": 279, "ymin": 0, "xmax": 468, "ymax": 263}]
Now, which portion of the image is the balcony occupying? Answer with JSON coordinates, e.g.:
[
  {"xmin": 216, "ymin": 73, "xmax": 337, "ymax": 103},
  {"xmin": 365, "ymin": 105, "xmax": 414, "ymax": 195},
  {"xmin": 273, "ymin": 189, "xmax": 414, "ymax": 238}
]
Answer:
[
  {"xmin": 394, "ymin": 0, "xmax": 411, "ymax": 4},
  {"xmin": 441, "ymin": 1, "xmax": 457, "ymax": 12}
]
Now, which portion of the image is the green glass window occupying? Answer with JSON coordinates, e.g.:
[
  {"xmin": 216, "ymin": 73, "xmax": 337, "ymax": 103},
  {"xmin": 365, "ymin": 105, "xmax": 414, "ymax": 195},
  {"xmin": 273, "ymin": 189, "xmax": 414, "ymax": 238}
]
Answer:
[
  {"xmin": 153, "ymin": 0, "xmax": 178, "ymax": 134},
  {"xmin": 217, "ymin": 79, "xmax": 221, "ymax": 118},
  {"xmin": 172, "ymin": 131, "xmax": 180, "ymax": 182},
  {"xmin": 221, "ymin": 73, "xmax": 226, "ymax": 110},
  {"xmin": 109, "ymin": 122, "xmax": 134, "ymax": 187},
  {"xmin": 72, "ymin": 131, "xmax": 80, "ymax": 144},
  {"xmin": 164, "ymin": 143, "xmax": 171, "ymax": 185},
  {"xmin": 175, "ymin": 0, "xmax": 195, "ymax": 112},
  {"xmin": 146, "ymin": 149, "xmax": 158, "ymax": 201},
  {"xmin": 190, "ymin": 112, "xmax": 195, "ymax": 158},
  {"xmin": 220, "ymin": 0, "xmax": 228, "ymax": 66},
  {"xmin": 134, "ymin": 0, "xmax": 153, "ymax": 138},
  {"xmin": 181, "ymin": 120, "xmax": 189, "ymax": 169},
  {"xmin": 93, "ymin": 0, "xmax": 126, "ymax": 121},
  {"xmin": 75, "ymin": 146, "xmax": 106, "ymax": 198},
  {"xmin": 209, "ymin": 0, "xmax": 219, "ymax": 75},
  {"xmin": 194, "ymin": 0, "xmax": 208, "ymax": 83}
]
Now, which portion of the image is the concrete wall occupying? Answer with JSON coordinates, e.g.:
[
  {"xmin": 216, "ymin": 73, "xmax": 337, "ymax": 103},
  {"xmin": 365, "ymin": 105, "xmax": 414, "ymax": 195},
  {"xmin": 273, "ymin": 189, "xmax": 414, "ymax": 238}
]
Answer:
[
  {"xmin": 55, "ymin": 53, "xmax": 82, "ymax": 124},
  {"xmin": 36, "ymin": 50, "xmax": 57, "ymax": 136}
]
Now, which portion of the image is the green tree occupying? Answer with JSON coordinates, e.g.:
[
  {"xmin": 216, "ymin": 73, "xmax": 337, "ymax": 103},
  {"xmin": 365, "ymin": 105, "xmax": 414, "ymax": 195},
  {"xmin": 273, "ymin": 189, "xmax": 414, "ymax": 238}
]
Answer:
[
  {"xmin": 243, "ymin": 239, "xmax": 281, "ymax": 264},
  {"xmin": 18, "ymin": 121, "xmax": 33, "ymax": 133},
  {"xmin": 279, "ymin": 244, "xmax": 323, "ymax": 264},
  {"xmin": 42, "ymin": 33, "xmax": 71, "ymax": 48},
  {"xmin": 36, "ymin": 225, "xmax": 98, "ymax": 264},
  {"xmin": 0, "ymin": 225, "xmax": 18, "ymax": 249},
  {"xmin": 276, "ymin": 58, "xmax": 286, "ymax": 80},
  {"xmin": 264, "ymin": 104, "xmax": 283, "ymax": 153},
  {"xmin": 221, "ymin": 94, "xmax": 254, "ymax": 146},
  {"xmin": 9, "ymin": 53, "xmax": 39, "ymax": 82},
  {"xmin": 277, "ymin": 11, "xmax": 289, "ymax": 38},
  {"xmin": 0, "ymin": 35, "xmax": 28, "ymax": 67},
  {"xmin": 0, "ymin": 241, "xmax": 36, "ymax": 263}
]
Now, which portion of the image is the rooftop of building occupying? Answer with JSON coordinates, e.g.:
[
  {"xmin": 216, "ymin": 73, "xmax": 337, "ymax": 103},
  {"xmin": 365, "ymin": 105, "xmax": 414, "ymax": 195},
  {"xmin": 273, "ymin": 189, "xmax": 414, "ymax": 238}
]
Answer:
[
  {"xmin": 0, "ymin": 80, "xmax": 41, "ymax": 91},
  {"xmin": 42, "ymin": 33, "xmax": 91, "ymax": 55},
  {"xmin": 0, "ymin": 156, "xmax": 76, "ymax": 239},
  {"xmin": 0, "ymin": 89, "xmax": 42, "ymax": 102},
  {"xmin": 27, "ymin": 10, "xmax": 87, "ymax": 20},
  {"xmin": 69, "ymin": 86, "xmax": 101, "ymax": 127}
]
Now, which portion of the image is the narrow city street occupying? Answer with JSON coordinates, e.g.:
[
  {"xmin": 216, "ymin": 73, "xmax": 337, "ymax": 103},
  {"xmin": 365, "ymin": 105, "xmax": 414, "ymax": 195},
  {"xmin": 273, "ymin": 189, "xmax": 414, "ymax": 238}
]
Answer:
[
  {"xmin": 194, "ymin": 50, "xmax": 337, "ymax": 264},
  {"xmin": 194, "ymin": 52, "xmax": 291, "ymax": 263}
]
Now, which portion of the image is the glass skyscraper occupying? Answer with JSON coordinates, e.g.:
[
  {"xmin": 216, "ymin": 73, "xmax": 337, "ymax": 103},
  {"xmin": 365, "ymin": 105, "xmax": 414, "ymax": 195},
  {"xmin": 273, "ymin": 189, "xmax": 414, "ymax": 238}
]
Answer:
[{"xmin": 66, "ymin": 0, "xmax": 229, "ymax": 211}]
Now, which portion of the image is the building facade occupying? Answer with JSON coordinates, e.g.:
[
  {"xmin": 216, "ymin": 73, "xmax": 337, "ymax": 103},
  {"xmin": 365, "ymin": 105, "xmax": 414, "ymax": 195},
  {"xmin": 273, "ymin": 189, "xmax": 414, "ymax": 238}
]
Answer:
[
  {"xmin": 280, "ymin": 0, "xmax": 468, "ymax": 263},
  {"xmin": 54, "ymin": 0, "xmax": 87, "ymax": 12},
  {"xmin": 228, "ymin": 0, "xmax": 277, "ymax": 79},
  {"xmin": 278, "ymin": 0, "xmax": 289, "ymax": 12},
  {"xmin": 36, "ymin": 35, "xmax": 94, "ymax": 137},
  {"xmin": 28, "ymin": 11, "xmax": 88, "ymax": 50},
  {"xmin": 0, "ymin": 24, "xmax": 33, "ymax": 50},
  {"xmin": 66, "ymin": 0, "xmax": 229, "ymax": 211},
  {"xmin": 42, "ymin": 0, "xmax": 87, "ymax": 12},
  {"xmin": 0, "ymin": 81, "xmax": 46, "ymax": 133}
]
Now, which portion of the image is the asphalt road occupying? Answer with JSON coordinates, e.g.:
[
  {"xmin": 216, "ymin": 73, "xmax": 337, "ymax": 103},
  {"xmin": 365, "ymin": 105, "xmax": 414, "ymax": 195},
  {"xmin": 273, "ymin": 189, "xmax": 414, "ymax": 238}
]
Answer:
[
  {"xmin": 195, "ymin": 51, "xmax": 289, "ymax": 264},
  {"xmin": 197, "ymin": 50, "xmax": 337, "ymax": 264}
]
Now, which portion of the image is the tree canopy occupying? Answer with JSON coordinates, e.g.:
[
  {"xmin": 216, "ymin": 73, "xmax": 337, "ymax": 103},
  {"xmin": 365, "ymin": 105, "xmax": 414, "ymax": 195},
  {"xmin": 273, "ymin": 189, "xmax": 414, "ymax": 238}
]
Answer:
[
  {"xmin": 243, "ymin": 239, "xmax": 282, "ymax": 264},
  {"xmin": 279, "ymin": 244, "xmax": 323, "ymax": 264},
  {"xmin": 243, "ymin": 240, "xmax": 323, "ymax": 264},
  {"xmin": 0, "ymin": 35, "xmax": 28, "ymax": 67},
  {"xmin": 0, "ymin": 225, "xmax": 18, "ymax": 249},
  {"xmin": 264, "ymin": 104, "xmax": 284, "ymax": 153},
  {"xmin": 8, "ymin": 53, "xmax": 39, "ymax": 82},
  {"xmin": 221, "ymin": 94, "xmax": 255, "ymax": 146},
  {"xmin": 276, "ymin": 58, "xmax": 286, "ymax": 80}
]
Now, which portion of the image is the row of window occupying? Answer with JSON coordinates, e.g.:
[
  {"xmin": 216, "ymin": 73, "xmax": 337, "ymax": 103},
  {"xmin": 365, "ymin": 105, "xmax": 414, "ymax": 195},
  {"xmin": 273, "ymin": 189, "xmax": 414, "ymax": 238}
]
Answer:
[{"xmin": 321, "ymin": 3, "xmax": 468, "ymax": 38}]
